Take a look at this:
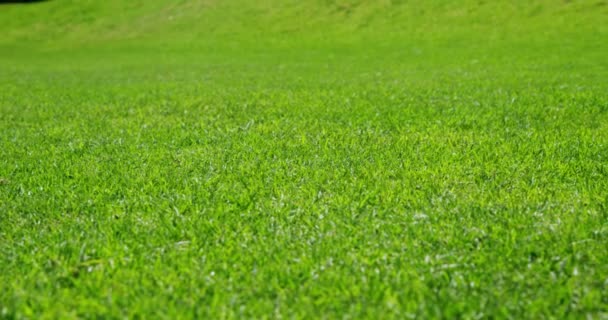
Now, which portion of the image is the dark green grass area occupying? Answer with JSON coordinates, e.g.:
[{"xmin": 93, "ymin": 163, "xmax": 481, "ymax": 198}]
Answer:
[{"xmin": 1, "ymin": 1, "xmax": 608, "ymax": 318}]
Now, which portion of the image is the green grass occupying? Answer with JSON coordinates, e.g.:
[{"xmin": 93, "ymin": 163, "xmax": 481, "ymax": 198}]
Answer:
[{"xmin": 1, "ymin": 0, "xmax": 608, "ymax": 318}]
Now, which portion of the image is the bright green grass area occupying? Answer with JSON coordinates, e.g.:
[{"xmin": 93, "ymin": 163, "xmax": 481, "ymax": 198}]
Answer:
[{"xmin": 1, "ymin": 0, "xmax": 608, "ymax": 318}]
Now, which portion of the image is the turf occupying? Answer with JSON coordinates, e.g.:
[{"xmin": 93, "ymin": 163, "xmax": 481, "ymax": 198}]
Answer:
[{"xmin": 1, "ymin": 0, "xmax": 608, "ymax": 318}]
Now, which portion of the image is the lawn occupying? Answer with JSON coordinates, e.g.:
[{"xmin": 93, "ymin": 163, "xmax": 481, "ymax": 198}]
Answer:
[{"xmin": 1, "ymin": 0, "xmax": 607, "ymax": 318}]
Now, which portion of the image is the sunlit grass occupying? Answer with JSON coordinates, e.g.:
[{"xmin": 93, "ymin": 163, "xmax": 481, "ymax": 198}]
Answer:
[{"xmin": 1, "ymin": 0, "xmax": 607, "ymax": 318}]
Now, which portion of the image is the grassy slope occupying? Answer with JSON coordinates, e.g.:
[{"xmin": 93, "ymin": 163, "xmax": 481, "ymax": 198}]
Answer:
[{"xmin": 1, "ymin": 0, "xmax": 608, "ymax": 318}]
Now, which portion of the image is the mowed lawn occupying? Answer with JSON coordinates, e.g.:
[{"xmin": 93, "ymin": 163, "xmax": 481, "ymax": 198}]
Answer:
[{"xmin": 1, "ymin": 0, "xmax": 607, "ymax": 318}]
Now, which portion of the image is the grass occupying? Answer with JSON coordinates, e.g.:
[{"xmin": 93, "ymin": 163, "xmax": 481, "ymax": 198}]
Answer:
[{"xmin": 1, "ymin": 0, "xmax": 608, "ymax": 318}]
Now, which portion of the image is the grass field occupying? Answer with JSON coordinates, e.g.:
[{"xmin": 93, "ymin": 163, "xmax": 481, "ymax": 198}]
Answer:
[{"xmin": 1, "ymin": 0, "xmax": 608, "ymax": 318}]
